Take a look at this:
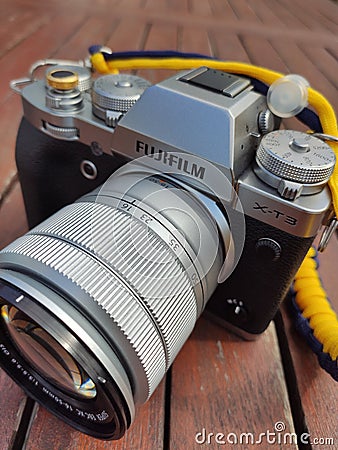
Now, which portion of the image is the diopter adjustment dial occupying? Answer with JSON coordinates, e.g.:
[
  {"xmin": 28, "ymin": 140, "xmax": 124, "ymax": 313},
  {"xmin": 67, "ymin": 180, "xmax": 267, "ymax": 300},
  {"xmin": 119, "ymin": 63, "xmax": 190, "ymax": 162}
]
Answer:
[
  {"xmin": 254, "ymin": 130, "xmax": 335, "ymax": 199},
  {"xmin": 92, "ymin": 74, "xmax": 151, "ymax": 127}
]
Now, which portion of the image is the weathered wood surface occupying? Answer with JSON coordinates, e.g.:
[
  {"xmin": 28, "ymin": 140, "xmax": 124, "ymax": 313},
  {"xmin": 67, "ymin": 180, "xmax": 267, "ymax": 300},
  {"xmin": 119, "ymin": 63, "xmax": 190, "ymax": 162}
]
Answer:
[{"xmin": 0, "ymin": 0, "xmax": 337, "ymax": 449}]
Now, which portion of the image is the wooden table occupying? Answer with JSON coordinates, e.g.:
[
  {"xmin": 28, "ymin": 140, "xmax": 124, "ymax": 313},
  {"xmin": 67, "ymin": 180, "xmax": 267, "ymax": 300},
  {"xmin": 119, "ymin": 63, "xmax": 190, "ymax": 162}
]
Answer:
[{"xmin": 0, "ymin": 1, "xmax": 337, "ymax": 449}]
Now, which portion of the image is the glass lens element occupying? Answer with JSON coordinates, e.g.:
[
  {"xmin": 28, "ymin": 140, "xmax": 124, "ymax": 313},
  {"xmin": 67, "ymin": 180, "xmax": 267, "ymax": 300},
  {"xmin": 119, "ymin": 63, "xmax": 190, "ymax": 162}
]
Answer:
[{"xmin": 0, "ymin": 303, "xmax": 96, "ymax": 399}]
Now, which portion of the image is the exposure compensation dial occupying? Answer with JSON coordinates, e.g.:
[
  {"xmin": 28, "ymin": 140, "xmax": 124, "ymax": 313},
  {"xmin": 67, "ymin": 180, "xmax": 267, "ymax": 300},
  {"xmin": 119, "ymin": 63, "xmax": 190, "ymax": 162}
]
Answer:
[{"xmin": 254, "ymin": 130, "xmax": 336, "ymax": 200}]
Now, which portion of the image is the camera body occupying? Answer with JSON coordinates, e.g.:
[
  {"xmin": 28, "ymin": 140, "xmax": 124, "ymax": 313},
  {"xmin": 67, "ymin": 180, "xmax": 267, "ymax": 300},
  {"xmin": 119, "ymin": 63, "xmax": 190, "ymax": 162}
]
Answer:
[{"xmin": 15, "ymin": 65, "xmax": 333, "ymax": 337}]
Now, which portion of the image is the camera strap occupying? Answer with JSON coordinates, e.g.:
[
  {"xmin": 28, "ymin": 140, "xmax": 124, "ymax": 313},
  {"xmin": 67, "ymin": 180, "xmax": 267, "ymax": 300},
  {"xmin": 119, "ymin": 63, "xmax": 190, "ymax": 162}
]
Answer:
[
  {"xmin": 89, "ymin": 47, "xmax": 338, "ymax": 381},
  {"xmin": 292, "ymin": 247, "xmax": 337, "ymax": 381}
]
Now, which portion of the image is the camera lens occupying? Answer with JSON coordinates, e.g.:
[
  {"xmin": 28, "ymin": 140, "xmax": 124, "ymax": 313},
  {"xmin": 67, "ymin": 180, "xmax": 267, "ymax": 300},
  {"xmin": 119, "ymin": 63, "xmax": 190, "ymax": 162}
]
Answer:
[
  {"xmin": 0, "ymin": 304, "xmax": 96, "ymax": 399},
  {"xmin": 0, "ymin": 164, "xmax": 229, "ymax": 439}
]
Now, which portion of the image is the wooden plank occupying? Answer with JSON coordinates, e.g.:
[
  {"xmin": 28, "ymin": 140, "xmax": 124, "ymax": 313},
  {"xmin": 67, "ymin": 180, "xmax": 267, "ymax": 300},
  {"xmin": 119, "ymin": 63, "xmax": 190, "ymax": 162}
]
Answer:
[
  {"xmin": 179, "ymin": 26, "xmax": 213, "ymax": 56},
  {"xmin": 298, "ymin": 45, "xmax": 338, "ymax": 105},
  {"xmin": 304, "ymin": 0, "xmax": 338, "ymax": 16},
  {"xmin": 105, "ymin": 18, "xmax": 149, "ymax": 52},
  {"xmin": 239, "ymin": 34, "xmax": 288, "ymax": 72},
  {"xmin": 0, "ymin": 181, "xmax": 28, "ymax": 249},
  {"xmin": 143, "ymin": 0, "xmax": 169, "ymax": 13},
  {"xmin": 0, "ymin": 12, "xmax": 88, "ymax": 102},
  {"xmin": 145, "ymin": 22, "xmax": 178, "ymax": 50},
  {"xmin": 170, "ymin": 319, "xmax": 297, "ymax": 449},
  {"xmin": 294, "ymin": 0, "xmax": 338, "ymax": 30},
  {"xmin": 208, "ymin": 30, "xmax": 250, "ymax": 62},
  {"xmin": 25, "ymin": 380, "xmax": 166, "ymax": 450},
  {"xmin": 120, "ymin": 0, "xmax": 145, "ymax": 8},
  {"xmin": 165, "ymin": 0, "xmax": 190, "ymax": 13},
  {"xmin": 2, "ymin": 0, "xmax": 121, "ymax": 15},
  {"xmin": 326, "ymin": 46, "xmax": 338, "ymax": 62},
  {"xmin": 50, "ymin": 14, "xmax": 121, "ymax": 61},
  {"xmin": 0, "ymin": 96, "xmax": 22, "ymax": 196},
  {"xmin": 260, "ymin": 0, "xmax": 312, "ymax": 30},
  {"xmin": 227, "ymin": 0, "xmax": 263, "ymax": 22},
  {"xmin": 189, "ymin": 0, "xmax": 213, "ymax": 17},
  {"xmin": 0, "ymin": 10, "xmax": 48, "ymax": 59},
  {"xmin": 285, "ymin": 0, "xmax": 338, "ymax": 35},
  {"xmin": 209, "ymin": 0, "xmax": 239, "ymax": 19},
  {"xmin": 0, "ymin": 182, "xmax": 30, "ymax": 449},
  {"xmin": 0, "ymin": 370, "xmax": 29, "ymax": 449},
  {"xmin": 250, "ymin": 0, "xmax": 293, "ymax": 27}
]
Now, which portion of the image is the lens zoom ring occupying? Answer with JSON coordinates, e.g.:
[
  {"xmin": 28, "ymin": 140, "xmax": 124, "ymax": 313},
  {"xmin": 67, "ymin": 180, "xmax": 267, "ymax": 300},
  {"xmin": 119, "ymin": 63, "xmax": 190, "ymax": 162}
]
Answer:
[
  {"xmin": 30, "ymin": 202, "xmax": 198, "ymax": 367},
  {"xmin": 2, "ymin": 234, "xmax": 167, "ymax": 399}
]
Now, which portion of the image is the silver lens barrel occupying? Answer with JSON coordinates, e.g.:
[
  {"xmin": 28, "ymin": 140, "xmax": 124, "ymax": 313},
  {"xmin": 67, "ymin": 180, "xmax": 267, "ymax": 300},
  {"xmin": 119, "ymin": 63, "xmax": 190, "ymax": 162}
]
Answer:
[{"xmin": 0, "ymin": 167, "xmax": 227, "ymax": 433}]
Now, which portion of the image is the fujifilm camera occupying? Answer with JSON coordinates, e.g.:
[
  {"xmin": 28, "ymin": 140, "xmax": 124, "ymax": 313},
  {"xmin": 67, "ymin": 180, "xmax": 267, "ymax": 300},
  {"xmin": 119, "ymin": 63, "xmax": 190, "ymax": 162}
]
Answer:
[{"xmin": 0, "ymin": 63, "xmax": 335, "ymax": 439}]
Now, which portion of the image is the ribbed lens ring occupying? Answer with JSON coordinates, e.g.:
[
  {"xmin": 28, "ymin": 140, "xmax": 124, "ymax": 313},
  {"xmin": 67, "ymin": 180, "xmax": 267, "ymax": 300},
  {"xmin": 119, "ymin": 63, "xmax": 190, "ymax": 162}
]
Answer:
[
  {"xmin": 1, "ymin": 233, "xmax": 167, "ymax": 401},
  {"xmin": 30, "ymin": 201, "xmax": 199, "ymax": 368},
  {"xmin": 1, "ymin": 198, "xmax": 200, "ymax": 401}
]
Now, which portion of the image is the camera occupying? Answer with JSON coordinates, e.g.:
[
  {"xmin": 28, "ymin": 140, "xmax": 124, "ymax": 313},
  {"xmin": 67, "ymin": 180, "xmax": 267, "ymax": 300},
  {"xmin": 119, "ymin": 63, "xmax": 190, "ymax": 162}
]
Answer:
[{"xmin": 0, "ymin": 63, "xmax": 335, "ymax": 440}]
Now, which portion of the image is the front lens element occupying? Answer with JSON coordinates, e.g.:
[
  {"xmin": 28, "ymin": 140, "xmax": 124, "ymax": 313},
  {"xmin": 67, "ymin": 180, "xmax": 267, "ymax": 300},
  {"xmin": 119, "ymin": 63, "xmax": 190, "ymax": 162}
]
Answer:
[{"xmin": 1, "ymin": 304, "xmax": 96, "ymax": 399}]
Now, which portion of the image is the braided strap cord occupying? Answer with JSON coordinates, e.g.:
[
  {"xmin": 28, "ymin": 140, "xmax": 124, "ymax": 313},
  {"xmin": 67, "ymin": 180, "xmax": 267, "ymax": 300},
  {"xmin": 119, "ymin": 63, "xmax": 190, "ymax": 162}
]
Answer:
[{"xmin": 292, "ymin": 247, "xmax": 338, "ymax": 381}]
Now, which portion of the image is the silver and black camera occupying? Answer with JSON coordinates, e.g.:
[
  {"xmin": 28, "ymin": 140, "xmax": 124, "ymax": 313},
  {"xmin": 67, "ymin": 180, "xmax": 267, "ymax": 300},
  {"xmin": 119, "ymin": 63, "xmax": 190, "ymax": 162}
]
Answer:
[{"xmin": 0, "ymin": 63, "xmax": 335, "ymax": 439}]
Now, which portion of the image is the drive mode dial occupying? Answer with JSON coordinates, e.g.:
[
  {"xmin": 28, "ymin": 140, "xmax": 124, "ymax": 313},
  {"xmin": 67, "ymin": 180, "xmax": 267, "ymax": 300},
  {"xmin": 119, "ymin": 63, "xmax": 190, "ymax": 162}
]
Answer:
[
  {"xmin": 254, "ymin": 130, "xmax": 335, "ymax": 199},
  {"xmin": 92, "ymin": 74, "xmax": 151, "ymax": 127}
]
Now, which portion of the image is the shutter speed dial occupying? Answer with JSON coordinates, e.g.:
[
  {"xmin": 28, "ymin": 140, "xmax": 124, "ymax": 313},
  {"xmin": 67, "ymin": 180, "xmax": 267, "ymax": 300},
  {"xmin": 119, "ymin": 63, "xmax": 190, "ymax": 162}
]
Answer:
[{"xmin": 254, "ymin": 130, "xmax": 336, "ymax": 200}]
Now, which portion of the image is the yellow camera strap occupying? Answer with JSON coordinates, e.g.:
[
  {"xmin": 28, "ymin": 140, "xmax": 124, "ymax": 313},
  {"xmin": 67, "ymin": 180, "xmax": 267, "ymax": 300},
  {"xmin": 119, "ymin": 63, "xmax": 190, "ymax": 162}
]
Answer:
[
  {"xmin": 89, "ymin": 47, "xmax": 338, "ymax": 380},
  {"xmin": 292, "ymin": 247, "xmax": 338, "ymax": 379}
]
